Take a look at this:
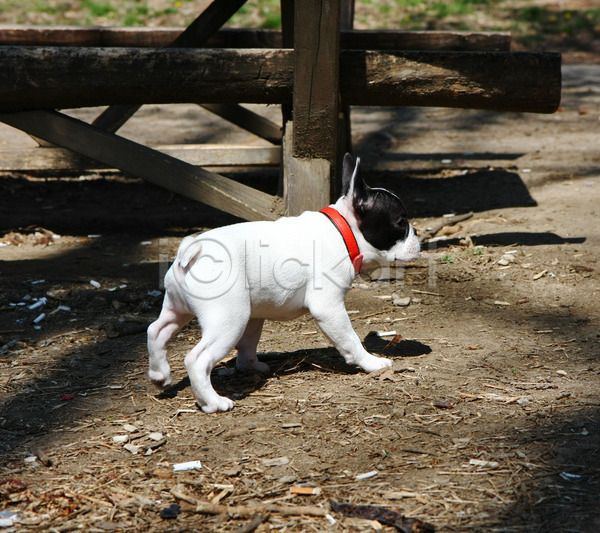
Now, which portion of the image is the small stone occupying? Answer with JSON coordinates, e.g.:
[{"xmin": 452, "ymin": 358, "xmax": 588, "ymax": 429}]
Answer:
[
  {"xmin": 392, "ymin": 294, "xmax": 411, "ymax": 307},
  {"xmin": 261, "ymin": 456, "xmax": 290, "ymax": 467},
  {"xmin": 160, "ymin": 504, "xmax": 180, "ymax": 519},
  {"xmin": 123, "ymin": 443, "xmax": 140, "ymax": 455},
  {"xmin": 279, "ymin": 475, "xmax": 297, "ymax": 484}
]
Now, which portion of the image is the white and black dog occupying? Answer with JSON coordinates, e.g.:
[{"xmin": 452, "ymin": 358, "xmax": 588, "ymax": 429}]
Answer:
[{"xmin": 147, "ymin": 153, "xmax": 420, "ymax": 413}]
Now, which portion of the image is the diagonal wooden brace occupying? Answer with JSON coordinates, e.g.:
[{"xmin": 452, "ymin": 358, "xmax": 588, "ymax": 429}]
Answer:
[{"xmin": 0, "ymin": 110, "xmax": 282, "ymax": 221}]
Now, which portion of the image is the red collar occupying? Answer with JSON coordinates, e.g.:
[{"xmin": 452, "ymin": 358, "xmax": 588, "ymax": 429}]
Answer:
[{"xmin": 320, "ymin": 206, "xmax": 363, "ymax": 275}]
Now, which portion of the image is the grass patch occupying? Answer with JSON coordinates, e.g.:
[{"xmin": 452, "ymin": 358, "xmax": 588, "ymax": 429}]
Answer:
[
  {"xmin": 516, "ymin": 7, "xmax": 600, "ymax": 37},
  {"xmin": 229, "ymin": 0, "xmax": 281, "ymax": 29},
  {"xmin": 82, "ymin": 0, "xmax": 115, "ymax": 19}
]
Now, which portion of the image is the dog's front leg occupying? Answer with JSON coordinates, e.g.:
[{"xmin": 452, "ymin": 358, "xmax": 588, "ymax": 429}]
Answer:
[{"xmin": 310, "ymin": 301, "xmax": 392, "ymax": 372}]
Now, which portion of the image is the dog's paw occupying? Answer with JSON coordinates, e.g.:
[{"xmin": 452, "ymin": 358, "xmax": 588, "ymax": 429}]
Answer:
[
  {"xmin": 200, "ymin": 396, "xmax": 235, "ymax": 414},
  {"xmin": 148, "ymin": 369, "xmax": 172, "ymax": 389},
  {"xmin": 358, "ymin": 355, "xmax": 393, "ymax": 373}
]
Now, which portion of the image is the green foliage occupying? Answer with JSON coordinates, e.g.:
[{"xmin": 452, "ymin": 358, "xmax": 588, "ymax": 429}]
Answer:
[
  {"xmin": 82, "ymin": 0, "xmax": 115, "ymax": 18},
  {"xmin": 230, "ymin": 0, "xmax": 281, "ymax": 28},
  {"xmin": 516, "ymin": 6, "xmax": 600, "ymax": 36}
]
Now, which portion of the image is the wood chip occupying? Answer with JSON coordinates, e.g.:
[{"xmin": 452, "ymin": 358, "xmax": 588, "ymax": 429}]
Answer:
[{"xmin": 290, "ymin": 486, "xmax": 321, "ymax": 495}]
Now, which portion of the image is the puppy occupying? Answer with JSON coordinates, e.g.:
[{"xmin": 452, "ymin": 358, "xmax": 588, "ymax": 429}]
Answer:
[{"xmin": 147, "ymin": 153, "xmax": 420, "ymax": 413}]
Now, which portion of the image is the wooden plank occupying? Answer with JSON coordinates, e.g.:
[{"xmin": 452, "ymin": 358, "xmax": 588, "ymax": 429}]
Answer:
[
  {"xmin": 340, "ymin": 30, "xmax": 510, "ymax": 51},
  {"xmin": 0, "ymin": 110, "xmax": 282, "ymax": 221},
  {"xmin": 93, "ymin": 0, "xmax": 248, "ymax": 132},
  {"xmin": 284, "ymin": 0, "xmax": 341, "ymax": 215},
  {"xmin": 292, "ymin": 0, "xmax": 341, "ymax": 160},
  {"xmin": 0, "ymin": 145, "xmax": 281, "ymax": 171},
  {"xmin": 0, "ymin": 25, "xmax": 184, "ymax": 47},
  {"xmin": 0, "ymin": 47, "xmax": 561, "ymax": 113},
  {"xmin": 0, "ymin": 25, "xmax": 511, "ymax": 51},
  {"xmin": 200, "ymin": 104, "xmax": 282, "ymax": 145}
]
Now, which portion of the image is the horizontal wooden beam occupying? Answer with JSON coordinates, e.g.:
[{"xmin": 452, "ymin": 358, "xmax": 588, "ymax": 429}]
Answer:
[
  {"xmin": 0, "ymin": 47, "xmax": 561, "ymax": 113},
  {"xmin": 0, "ymin": 145, "xmax": 281, "ymax": 171},
  {"xmin": 0, "ymin": 25, "xmax": 511, "ymax": 51},
  {"xmin": 0, "ymin": 110, "xmax": 282, "ymax": 221}
]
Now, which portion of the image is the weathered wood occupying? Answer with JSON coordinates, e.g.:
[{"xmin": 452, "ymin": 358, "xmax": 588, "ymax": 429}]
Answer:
[
  {"xmin": 0, "ymin": 25, "xmax": 511, "ymax": 51},
  {"xmin": 0, "ymin": 47, "xmax": 560, "ymax": 113},
  {"xmin": 341, "ymin": 50, "xmax": 561, "ymax": 110},
  {"xmin": 339, "ymin": 0, "xmax": 355, "ymax": 158},
  {"xmin": 284, "ymin": 0, "xmax": 341, "ymax": 214},
  {"xmin": 283, "ymin": 122, "xmax": 332, "ymax": 216},
  {"xmin": 0, "ymin": 110, "xmax": 281, "ymax": 221},
  {"xmin": 200, "ymin": 104, "xmax": 282, "ymax": 145},
  {"xmin": 93, "ymin": 0, "xmax": 248, "ymax": 133},
  {"xmin": 167, "ymin": 0, "xmax": 248, "ymax": 48},
  {"xmin": 280, "ymin": 0, "xmax": 294, "ymax": 123},
  {"xmin": 292, "ymin": 0, "xmax": 341, "ymax": 159},
  {"xmin": 0, "ymin": 145, "xmax": 281, "ymax": 171}
]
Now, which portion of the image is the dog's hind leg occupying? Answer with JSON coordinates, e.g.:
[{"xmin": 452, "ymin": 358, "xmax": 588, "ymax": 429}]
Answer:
[
  {"xmin": 235, "ymin": 318, "xmax": 269, "ymax": 373},
  {"xmin": 184, "ymin": 316, "xmax": 249, "ymax": 413},
  {"xmin": 147, "ymin": 292, "xmax": 194, "ymax": 388}
]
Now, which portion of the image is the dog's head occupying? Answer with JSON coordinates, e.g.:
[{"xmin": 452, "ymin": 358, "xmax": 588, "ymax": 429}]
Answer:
[{"xmin": 338, "ymin": 153, "xmax": 420, "ymax": 263}]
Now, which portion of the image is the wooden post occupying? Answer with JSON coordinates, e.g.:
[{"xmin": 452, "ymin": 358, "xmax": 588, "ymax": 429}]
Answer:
[
  {"xmin": 284, "ymin": 0, "xmax": 342, "ymax": 216},
  {"xmin": 337, "ymin": 0, "xmax": 354, "ymax": 198},
  {"xmin": 279, "ymin": 0, "xmax": 294, "ymax": 198}
]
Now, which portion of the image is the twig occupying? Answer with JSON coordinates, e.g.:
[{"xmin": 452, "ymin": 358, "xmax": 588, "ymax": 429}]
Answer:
[
  {"xmin": 419, "ymin": 211, "xmax": 473, "ymax": 243},
  {"xmin": 177, "ymin": 501, "xmax": 326, "ymax": 517},
  {"xmin": 411, "ymin": 289, "xmax": 442, "ymax": 297},
  {"xmin": 232, "ymin": 515, "xmax": 267, "ymax": 533},
  {"xmin": 353, "ymin": 309, "xmax": 392, "ymax": 320}
]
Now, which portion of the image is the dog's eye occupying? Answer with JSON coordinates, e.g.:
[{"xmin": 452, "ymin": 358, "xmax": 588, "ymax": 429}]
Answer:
[{"xmin": 396, "ymin": 219, "xmax": 408, "ymax": 237}]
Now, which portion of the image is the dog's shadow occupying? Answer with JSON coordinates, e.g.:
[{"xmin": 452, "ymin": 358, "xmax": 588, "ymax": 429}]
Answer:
[{"xmin": 157, "ymin": 333, "xmax": 431, "ymax": 404}]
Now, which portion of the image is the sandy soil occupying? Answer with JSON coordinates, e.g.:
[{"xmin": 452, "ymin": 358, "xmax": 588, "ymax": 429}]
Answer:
[{"xmin": 0, "ymin": 63, "xmax": 599, "ymax": 532}]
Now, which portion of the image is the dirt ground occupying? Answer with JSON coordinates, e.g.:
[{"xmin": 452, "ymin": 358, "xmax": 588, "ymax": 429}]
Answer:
[{"xmin": 0, "ymin": 58, "xmax": 599, "ymax": 532}]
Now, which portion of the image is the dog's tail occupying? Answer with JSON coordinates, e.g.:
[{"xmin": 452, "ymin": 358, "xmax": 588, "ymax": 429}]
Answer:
[{"xmin": 173, "ymin": 235, "xmax": 203, "ymax": 289}]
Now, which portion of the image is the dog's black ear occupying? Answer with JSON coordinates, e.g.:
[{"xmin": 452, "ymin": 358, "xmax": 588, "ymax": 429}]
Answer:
[
  {"xmin": 342, "ymin": 153, "xmax": 367, "ymax": 202},
  {"xmin": 341, "ymin": 152, "xmax": 356, "ymax": 197}
]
